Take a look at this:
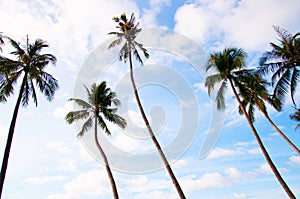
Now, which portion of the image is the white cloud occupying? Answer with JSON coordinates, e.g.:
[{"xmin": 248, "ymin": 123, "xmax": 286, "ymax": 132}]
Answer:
[
  {"xmin": 194, "ymin": 82, "xmax": 207, "ymax": 93},
  {"xmin": 181, "ymin": 167, "xmax": 255, "ymax": 192},
  {"xmin": 46, "ymin": 193, "xmax": 79, "ymax": 199},
  {"xmin": 174, "ymin": 0, "xmax": 300, "ymax": 51},
  {"xmin": 64, "ymin": 169, "xmax": 112, "ymax": 197},
  {"xmin": 25, "ymin": 176, "xmax": 67, "ymax": 184},
  {"xmin": 207, "ymin": 147, "xmax": 244, "ymax": 159},
  {"xmin": 128, "ymin": 109, "xmax": 145, "ymax": 128},
  {"xmin": 58, "ymin": 159, "xmax": 77, "ymax": 172},
  {"xmin": 133, "ymin": 191, "xmax": 177, "ymax": 199},
  {"xmin": 247, "ymin": 147, "xmax": 261, "ymax": 155},
  {"xmin": 233, "ymin": 193, "xmax": 248, "ymax": 199},
  {"xmin": 140, "ymin": 0, "xmax": 170, "ymax": 28},
  {"xmin": 235, "ymin": 141, "xmax": 253, "ymax": 147},
  {"xmin": 52, "ymin": 101, "xmax": 73, "ymax": 119},
  {"xmin": 256, "ymin": 163, "xmax": 289, "ymax": 175},
  {"xmin": 289, "ymin": 155, "xmax": 300, "ymax": 166},
  {"xmin": 46, "ymin": 141, "xmax": 72, "ymax": 155}
]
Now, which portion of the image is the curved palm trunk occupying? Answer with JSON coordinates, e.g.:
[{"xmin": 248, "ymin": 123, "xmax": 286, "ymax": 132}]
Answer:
[
  {"xmin": 94, "ymin": 118, "xmax": 119, "ymax": 199},
  {"xmin": 128, "ymin": 45, "xmax": 186, "ymax": 199},
  {"xmin": 262, "ymin": 112, "xmax": 300, "ymax": 155},
  {"xmin": 229, "ymin": 78, "xmax": 295, "ymax": 199},
  {"xmin": 0, "ymin": 74, "xmax": 27, "ymax": 198}
]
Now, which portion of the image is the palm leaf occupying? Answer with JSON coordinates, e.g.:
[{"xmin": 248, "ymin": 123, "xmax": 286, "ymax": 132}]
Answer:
[
  {"xmin": 77, "ymin": 115, "xmax": 93, "ymax": 137},
  {"xmin": 69, "ymin": 98, "xmax": 92, "ymax": 109}
]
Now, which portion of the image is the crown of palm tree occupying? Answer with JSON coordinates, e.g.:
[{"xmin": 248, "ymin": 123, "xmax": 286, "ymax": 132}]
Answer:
[
  {"xmin": 0, "ymin": 36, "xmax": 58, "ymax": 106},
  {"xmin": 205, "ymin": 48, "xmax": 247, "ymax": 109},
  {"xmin": 259, "ymin": 26, "xmax": 300, "ymax": 106},
  {"xmin": 236, "ymin": 70, "xmax": 282, "ymax": 122},
  {"xmin": 108, "ymin": 13, "xmax": 149, "ymax": 64},
  {"xmin": 65, "ymin": 82, "xmax": 126, "ymax": 137}
]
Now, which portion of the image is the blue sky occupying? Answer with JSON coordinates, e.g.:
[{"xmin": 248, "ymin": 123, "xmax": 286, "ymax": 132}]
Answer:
[{"xmin": 0, "ymin": 0, "xmax": 300, "ymax": 198}]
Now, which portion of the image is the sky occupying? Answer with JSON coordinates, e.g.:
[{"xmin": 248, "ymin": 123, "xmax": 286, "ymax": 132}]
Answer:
[{"xmin": 0, "ymin": 0, "xmax": 300, "ymax": 198}]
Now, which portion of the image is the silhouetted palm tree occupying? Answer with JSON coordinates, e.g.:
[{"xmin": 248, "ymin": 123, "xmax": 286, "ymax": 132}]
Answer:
[
  {"xmin": 258, "ymin": 26, "xmax": 300, "ymax": 106},
  {"xmin": 205, "ymin": 48, "xmax": 295, "ymax": 199},
  {"xmin": 0, "ymin": 36, "xmax": 58, "ymax": 198},
  {"xmin": 65, "ymin": 82, "xmax": 126, "ymax": 199},
  {"xmin": 108, "ymin": 13, "xmax": 186, "ymax": 198},
  {"xmin": 237, "ymin": 70, "xmax": 300, "ymax": 155}
]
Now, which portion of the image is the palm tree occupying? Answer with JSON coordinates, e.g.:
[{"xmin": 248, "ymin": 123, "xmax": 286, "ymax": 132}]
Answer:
[
  {"xmin": 258, "ymin": 26, "xmax": 300, "ymax": 107},
  {"xmin": 65, "ymin": 82, "xmax": 126, "ymax": 199},
  {"xmin": 205, "ymin": 48, "xmax": 296, "ymax": 199},
  {"xmin": 0, "ymin": 36, "xmax": 58, "ymax": 198},
  {"xmin": 290, "ymin": 108, "xmax": 300, "ymax": 130},
  {"xmin": 108, "ymin": 13, "xmax": 186, "ymax": 198},
  {"xmin": 237, "ymin": 70, "xmax": 300, "ymax": 155}
]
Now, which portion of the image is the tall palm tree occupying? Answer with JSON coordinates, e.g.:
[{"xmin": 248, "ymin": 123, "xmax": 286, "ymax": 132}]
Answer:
[
  {"xmin": 290, "ymin": 108, "xmax": 300, "ymax": 130},
  {"xmin": 65, "ymin": 82, "xmax": 126, "ymax": 199},
  {"xmin": 108, "ymin": 13, "xmax": 186, "ymax": 198},
  {"xmin": 205, "ymin": 48, "xmax": 296, "ymax": 199},
  {"xmin": 258, "ymin": 26, "xmax": 300, "ymax": 107},
  {"xmin": 237, "ymin": 70, "xmax": 300, "ymax": 155},
  {"xmin": 0, "ymin": 36, "xmax": 58, "ymax": 198}
]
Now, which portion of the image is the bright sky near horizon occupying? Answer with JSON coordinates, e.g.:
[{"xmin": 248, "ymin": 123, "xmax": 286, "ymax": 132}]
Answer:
[{"xmin": 0, "ymin": 0, "xmax": 300, "ymax": 198}]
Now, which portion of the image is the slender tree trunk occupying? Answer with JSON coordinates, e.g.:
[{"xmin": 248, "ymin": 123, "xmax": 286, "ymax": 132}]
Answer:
[
  {"xmin": 128, "ymin": 44, "xmax": 186, "ymax": 199},
  {"xmin": 94, "ymin": 118, "xmax": 119, "ymax": 199},
  {"xmin": 263, "ymin": 112, "xmax": 300, "ymax": 155},
  {"xmin": 229, "ymin": 78, "xmax": 295, "ymax": 199},
  {"xmin": 0, "ymin": 75, "xmax": 27, "ymax": 199}
]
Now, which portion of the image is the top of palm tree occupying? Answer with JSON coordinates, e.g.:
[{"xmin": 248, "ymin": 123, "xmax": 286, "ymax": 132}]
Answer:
[
  {"xmin": 236, "ymin": 70, "xmax": 282, "ymax": 122},
  {"xmin": 108, "ymin": 13, "xmax": 149, "ymax": 64},
  {"xmin": 205, "ymin": 48, "xmax": 247, "ymax": 110},
  {"xmin": 0, "ymin": 35, "xmax": 58, "ymax": 106},
  {"xmin": 65, "ymin": 82, "xmax": 126, "ymax": 137},
  {"xmin": 258, "ymin": 26, "xmax": 300, "ymax": 106}
]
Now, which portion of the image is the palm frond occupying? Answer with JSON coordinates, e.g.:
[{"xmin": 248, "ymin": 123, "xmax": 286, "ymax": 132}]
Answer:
[
  {"xmin": 97, "ymin": 115, "xmax": 111, "ymax": 135},
  {"xmin": 272, "ymin": 69, "xmax": 290, "ymax": 103},
  {"xmin": 216, "ymin": 81, "xmax": 227, "ymax": 110},
  {"xmin": 290, "ymin": 68, "xmax": 299, "ymax": 106},
  {"xmin": 77, "ymin": 115, "xmax": 93, "ymax": 137},
  {"xmin": 108, "ymin": 38, "xmax": 123, "ymax": 49},
  {"xmin": 69, "ymin": 98, "xmax": 92, "ymax": 109},
  {"xmin": 205, "ymin": 74, "xmax": 222, "ymax": 96},
  {"xmin": 65, "ymin": 109, "xmax": 90, "ymax": 124}
]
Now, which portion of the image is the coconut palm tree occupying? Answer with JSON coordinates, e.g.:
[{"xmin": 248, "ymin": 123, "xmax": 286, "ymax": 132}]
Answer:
[
  {"xmin": 290, "ymin": 108, "xmax": 300, "ymax": 130},
  {"xmin": 108, "ymin": 13, "xmax": 186, "ymax": 198},
  {"xmin": 205, "ymin": 48, "xmax": 295, "ymax": 199},
  {"xmin": 0, "ymin": 36, "xmax": 58, "ymax": 198},
  {"xmin": 65, "ymin": 82, "xmax": 126, "ymax": 199},
  {"xmin": 258, "ymin": 26, "xmax": 300, "ymax": 107},
  {"xmin": 237, "ymin": 70, "xmax": 300, "ymax": 155}
]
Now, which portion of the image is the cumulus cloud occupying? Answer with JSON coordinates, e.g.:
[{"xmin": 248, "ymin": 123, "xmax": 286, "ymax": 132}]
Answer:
[
  {"xmin": 207, "ymin": 147, "xmax": 244, "ymax": 159},
  {"xmin": 63, "ymin": 169, "xmax": 113, "ymax": 197},
  {"xmin": 181, "ymin": 167, "xmax": 255, "ymax": 192},
  {"xmin": 174, "ymin": 0, "xmax": 300, "ymax": 51},
  {"xmin": 52, "ymin": 102, "xmax": 73, "ymax": 119},
  {"xmin": 58, "ymin": 159, "xmax": 78, "ymax": 172},
  {"xmin": 46, "ymin": 141, "xmax": 72, "ymax": 155},
  {"xmin": 25, "ymin": 176, "xmax": 67, "ymax": 184},
  {"xmin": 256, "ymin": 163, "xmax": 289, "ymax": 175},
  {"xmin": 289, "ymin": 155, "xmax": 300, "ymax": 166},
  {"xmin": 233, "ymin": 193, "xmax": 248, "ymax": 199}
]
